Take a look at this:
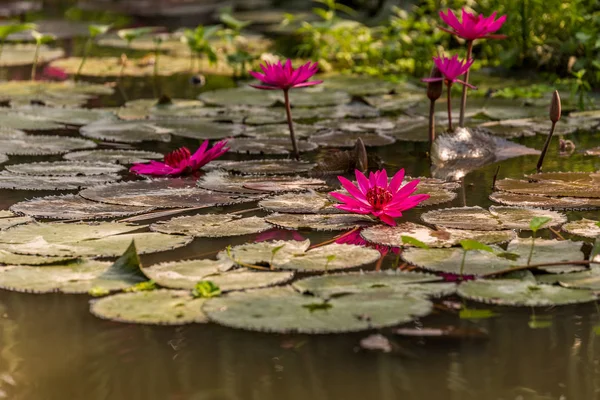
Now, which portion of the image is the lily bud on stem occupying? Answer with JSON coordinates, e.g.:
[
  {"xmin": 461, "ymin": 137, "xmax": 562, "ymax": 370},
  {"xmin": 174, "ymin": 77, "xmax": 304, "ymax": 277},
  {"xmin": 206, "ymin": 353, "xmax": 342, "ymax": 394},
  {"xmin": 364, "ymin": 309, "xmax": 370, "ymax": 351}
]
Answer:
[
  {"xmin": 536, "ymin": 90, "xmax": 561, "ymax": 173},
  {"xmin": 427, "ymin": 66, "xmax": 443, "ymax": 156}
]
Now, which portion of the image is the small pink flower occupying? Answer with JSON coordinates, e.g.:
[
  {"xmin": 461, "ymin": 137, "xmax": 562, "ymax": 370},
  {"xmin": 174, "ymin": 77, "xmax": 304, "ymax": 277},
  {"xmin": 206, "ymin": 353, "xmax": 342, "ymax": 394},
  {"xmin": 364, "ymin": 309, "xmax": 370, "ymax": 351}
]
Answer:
[
  {"xmin": 130, "ymin": 139, "xmax": 229, "ymax": 177},
  {"xmin": 255, "ymin": 229, "xmax": 305, "ymax": 242},
  {"xmin": 39, "ymin": 66, "xmax": 68, "ymax": 81},
  {"xmin": 439, "ymin": 8, "xmax": 507, "ymax": 41},
  {"xmin": 249, "ymin": 59, "xmax": 323, "ymax": 91},
  {"xmin": 422, "ymin": 55, "xmax": 476, "ymax": 88},
  {"xmin": 335, "ymin": 229, "xmax": 399, "ymax": 256},
  {"xmin": 330, "ymin": 169, "xmax": 430, "ymax": 226}
]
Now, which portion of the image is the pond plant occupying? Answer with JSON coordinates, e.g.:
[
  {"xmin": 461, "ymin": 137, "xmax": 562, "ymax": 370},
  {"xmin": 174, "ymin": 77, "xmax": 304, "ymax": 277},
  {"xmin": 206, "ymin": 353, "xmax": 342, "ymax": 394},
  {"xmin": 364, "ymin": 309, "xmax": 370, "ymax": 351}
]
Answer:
[
  {"xmin": 181, "ymin": 25, "xmax": 219, "ymax": 71},
  {"xmin": 30, "ymin": 30, "xmax": 55, "ymax": 81},
  {"xmin": 536, "ymin": 90, "xmax": 562, "ymax": 172},
  {"xmin": 0, "ymin": 22, "xmax": 35, "ymax": 61},
  {"xmin": 249, "ymin": 59, "xmax": 323, "ymax": 160},
  {"xmin": 75, "ymin": 24, "xmax": 111, "ymax": 81}
]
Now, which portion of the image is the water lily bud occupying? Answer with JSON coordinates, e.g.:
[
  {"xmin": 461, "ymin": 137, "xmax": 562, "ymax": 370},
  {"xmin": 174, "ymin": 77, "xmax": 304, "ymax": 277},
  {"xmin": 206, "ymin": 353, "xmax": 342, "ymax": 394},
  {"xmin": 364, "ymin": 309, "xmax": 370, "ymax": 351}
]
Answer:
[
  {"xmin": 550, "ymin": 90, "xmax": 561, "ymax": 123},
  {"xmin": 427, "ymin": 66, "xmax": 443, "ymax": 101}
]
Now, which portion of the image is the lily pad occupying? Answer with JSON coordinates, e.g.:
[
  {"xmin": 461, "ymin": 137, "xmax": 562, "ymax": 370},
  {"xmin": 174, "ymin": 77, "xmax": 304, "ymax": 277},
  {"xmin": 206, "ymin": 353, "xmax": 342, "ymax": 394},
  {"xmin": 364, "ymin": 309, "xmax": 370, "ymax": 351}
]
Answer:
[
  {"xmin": 200, "ymin": 86, "xmax": 350, "ymax": 108},
  {"xmin": 144, "ymin": 259, "xmax": 293, "ymax": 291},
  {"xmin": 153, "ymin": 119, "xmax": 245, "ymax": 140},
  {"xmin": 3, "ymin": 19, "xmax": 90, "ymax": 41},
  {"xmin": 562, "ymin": 219, "xmax": 600, "ymax": 238},
  {"xmin": 244, "ymin": 123, "xmax": 316, "ymax": 139},
  {"xmin": 5, "ymin": 161, "xmax": 125, "ymax": 176},
  {"xmin": 0, "ymin": 250, "xmax": 76, "ymax": 266},
  {"xmin": 0, "ymin": 154, "xmax": 7, "ymax": 164},
  {"xmin": 265, "ymin": 213, "xmax": 374, "ymax": 231},
  {"xmin": 80, "ymin": 119, "xmax": 173, "ymax": 143},
  {"xmin": 150, "ymin": 214, "xmax": 271, "ymax": 238},
  {"xmin": 292, "ymin": 270, "xmax": 451, "ymax": 298},
  {"xmin": 50, "ymin": 55, "xmax": 199, "ymax": 77},
  {"xmin": 203, "ymin": 286, "xmax": 433, "ymax": 333},
  {"xmin": 63, "ymin": 149, "xmax": 163, "ymax": 165},
  {"xmin": 0, "ymin": 81, "xmax": 114, "ymax": 107},
  {"xmin": 361, "ymin": 222, "xmax": 516, "ymax": 248},
  {"xmin": 363, "ymin": 93, "xmax": 426, "ymax": 112},
  {"xmin": 457, "ymin": 279, "xmax": 596, "ymax": 306},
  {"xmin": 0, "ymin": 109, "xmax": 65, "ymax": 130},
  {"xmin": 259, "ymin": 192, "xmax": 340, "ymax": 214},
  {"xmin": 80, "ymin": 178, "xmax": 260, "ymax": 208},
  {"xmin": 0, "ymin": 211, "xmax": 32, "ymax": 230},
  {"xmin": 308, "ymin": 131, "xmax": 396, "ymax": 148},
  {"xmin": 495, "ymin": 176, "xmax": 600, "ymax": 199},
  {"xmin": 0, "ymin": 134, "xmax": 96, "ymax": 156},
  {"xmin": 0, "ymin": 171, "xmax": 120, "ymax": 190},
  {"xmin": 90, "ymin": 290, "xmax": 209, "ymax": 325},
  {"xmin": 0, "ymin": 44, "xmax": 64, "ymax": 67},
  {"xmin": 322, "ymin": 75, "xmax": 402, "ymax": 96},
  {"xmin": 226, "ymin": 137, "xmax": 318, "ymax": 155},
  {"xmin": 421, "ymin": 206, "xmax": 566, "ymax": 231},
  {"xmin": 211, "ymin": 159, "xmax": 316, "ymax": 175},
  {"xmin": 117, "ymin": 98, "xmax": 205, "ymax": 120},
  {"xmin": 477, "ymin": 118, "xmax": 581, "ymax": 138},
  {"xmin": 10, "ymin": 194, "xmax": 153, "ymax": 220},
  {"xmin": 244, "ymin": 103, "xmax": 379, "ymax": 125},
  {"xmin": 196, "ymin": 170, "xmax": 327, "ymax": 194},
  {"xmin": 489, "ymin": 192, "xmax": 600, "ymax": 210},
  {"xmin": 219, "ymin": 239, "xmax": 310, "ymax": 266},
  {"xmin": 13, "ymin": 106, "xmax": 115, "ymax": 126},
  {"xmin": 537, "ymin": 267, "xmax": 600, "ymax": 290}
]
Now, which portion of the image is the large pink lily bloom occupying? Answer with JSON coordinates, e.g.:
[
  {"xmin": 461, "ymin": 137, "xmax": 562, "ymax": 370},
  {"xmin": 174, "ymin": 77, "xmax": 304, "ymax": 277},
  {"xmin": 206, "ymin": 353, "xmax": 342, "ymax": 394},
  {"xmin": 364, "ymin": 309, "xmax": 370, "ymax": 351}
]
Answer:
[
  {"xmin": 439, "ymin": 8, "xmax": 507, "ymax": 41},
  {"xmin": 422, "ymin": 55, "xmax": 476, "ymax": 89},
  {"xmin": 330, "ymin": 169, "xmax": 430, "ymax": 226},
  {"xmin": 130, "ymin": 139, "xmax": 229, "ymax": 177},
  {"xmin": 249, "ymin": 59, "xmax": 323, "ymax": 91}
]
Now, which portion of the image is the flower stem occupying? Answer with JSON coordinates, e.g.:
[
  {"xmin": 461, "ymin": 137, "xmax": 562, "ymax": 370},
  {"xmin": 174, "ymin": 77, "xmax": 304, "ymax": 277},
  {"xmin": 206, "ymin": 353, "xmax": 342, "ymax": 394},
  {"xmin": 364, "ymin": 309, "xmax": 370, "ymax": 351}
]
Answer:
[
  {"xmin": 75, "ymin": 37, "xmax": 92, "ymax": 81},
  {"xmin": 446, "ymin": 82, "xmax": 453, "ymax": 132},
  {"xmin": 460, "ymin": 249, "xmax": 467, "ymax": 276},
  {"xmin": 31, "ymin": 42, "xmax": 40, "ymax": 81},
  {"xmin": 527, "ymin": 235, "xmax": 536, "ymax": 266},
  {"xmin": 536, "ymin": 121, "xmax": 556, "ymax": 173},
  {"xmin": 283, "ymin": 89, "xmax": 300, "ymax": 160},
  {"xmin": 459, "ymin": 40, "xmax": 473, "ymax": 128},
  {"xmin": 428, "ymin": 99, "xmax": 436, "ymax": 155}
]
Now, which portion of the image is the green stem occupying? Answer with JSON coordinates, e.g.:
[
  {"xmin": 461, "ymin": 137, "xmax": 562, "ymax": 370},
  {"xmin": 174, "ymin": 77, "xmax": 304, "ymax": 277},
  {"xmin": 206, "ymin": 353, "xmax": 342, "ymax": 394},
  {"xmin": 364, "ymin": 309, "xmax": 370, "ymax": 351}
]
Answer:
[
  {"xmin": 75, "ymin": 37, "xmax": 92, "ymax": 81},
  {"xmin": 536, "ymin": 121, "xmax": 556, "ymax": 173},
  {"xmin": 527, "ymin": 235, "xmax": 536, "ymax": 266},
  {"xmin": 283, "ymin": 89, "xmax": 300, "ymax": 160},
  {"xmin": 446, "ymin": 82, "xmax": 453, "ymax": 132},
  {"xmin": 458, "ymin": 40, "xmax": 473, "ymax": 128},
  {"xmin": 31, "ymin": 42, "xmax": 40, "ymax": 81},
  {"xmin": 460, "ymin": 250, "xmax": 467, "ymax": 276}
]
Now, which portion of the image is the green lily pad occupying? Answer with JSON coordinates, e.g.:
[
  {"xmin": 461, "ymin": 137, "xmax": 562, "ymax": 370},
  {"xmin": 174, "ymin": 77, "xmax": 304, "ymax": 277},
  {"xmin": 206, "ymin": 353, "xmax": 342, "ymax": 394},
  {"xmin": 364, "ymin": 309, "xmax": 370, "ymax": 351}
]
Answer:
[
  {"xmin": 421, "ymin": 206, "xmax": 566, "ymax": 231},
  {"xmin": 308, "ymin": 131, "xmax": 395, "ymax": 148},
  {"xmin": 316, "ymin": 117, "xmax": 396, "ymax": 132},
  {"xmin": 10, "ymin": 194, "xmax": 153, "ymax": 220},
  {"xmin": 477, "ymin": 118, "xmax": 580, "ymax": 138},
  {"xmin": 90, "ymin": 290, "xmax": 209, "ymax": 325},
  {"xmin": 562, "ymin": 219, "xmax": 600, "ymax": 238},
  {"xmin": 0, "ymin": 109, "xmax": 65, "ymax": 130},
  {"xmin": 199, "ymin": 86, "xmax": 278, "ymax": 108},
  {"xmin": 80, "ymin": 119, "xmax": 173, "ymax": 143},
  {"xmin": 50, "ymin": 55, "xmax": 199, "ymax": 77},
  {"xmin": 265, "ymin": 213, "xmax": 374, "ymax": 231},
  {"xmin": 496, "ymin": 173, "xmax": 600, "ymax": 198},
  {"xmin": 153, "ymin": 119, "xmax": 245, "ymax": 140},
  {"xmin": 363, "ymin": 93, "xmax": 426, "ymax": 112},
  {"xmin": 244, "ymin": 103, "xmax": 379, "ymax": 125},
  {"xmin": 98, "ymin": 33, "xmax": 189, "ymax": 54},
  {"xmin": 0, "ymin": 210, "xmax": 32, "ymax": 230},
  {"xmin": 0, "ymin": 44, "xmax": 64, "ymax": 67},
  {"xmin": 226, "ymin": 137, "xmax": 318, "ymax": 155},
  {"xmin": 0, "ymin": 250, "xmax": 76, "ymax": 266},
  {"xmin": 0, "ymin": 171, "xmax": 120, "ymax": 190},
  {"xmin": 457, "ymin": 279, "xmax": 597, "ymax": 306},
  {"xmin": 244, "ymin": 123, "xmax": 316, "ymax": 139},
  {"xmin": 0, "ymin": 81, "xmax": 114, "ymax": 107},
  {"xmin": 219, "ymin": 239, "xmax": 310, "ymax": 266},
  {"xmin": 0, "ymin": 134, "xmax": 96, "ymax": 156},
  {"xmin": 150, "ymin": 214, "xmax": 271, "ymax": 237},
  {"xmin": 361, "ymin": 222, "xmax": 516, "ymax": 248},
  {"xmin": 144, "ymin": 259, "xmax": 293, "ymax": 291},
  {"xmin": 292, "ymin": 270, "xmax": 449, "ymax": 298},
  {"xmin": 63, "ymin": 149, "xmax": 163, "ymax": 165},
  {"xmin": 117, "ymin": 98, "xmax": 205, "ymax": 120},
  {"xmin": 489, "ymin": 192, "xmax": 600, "ymax": 210},
  {"xmin": 203, "ymin": 286, "xmax": 433, "ymax": 333},
  {"xmin": 321, "ymin": 74, "xmax": 402, "ymax": 96},
  {"xmin": 537, "ymin": 267, "xmax": 600, "ymax": 290},
  {"xmin": 13, "ymin": 106, "xmax": 115, "ymax": 126},
  {"xmin": 259, "ymin": 192, "xmax": 340, "ymax": 214},
  {"xmin": 196, "ymin": 170, "xmax": 327, "ymax": 194},
  {"xmin": 211, "ymin": 159, "xmax": 316, "ymax": 175},
  {"xmin": 5, "ymin": 161, "xmax": 125, "ymax": 176},
  {"xmin": 80, "ymin": 178, "xmax": 260, "ymax": 208}
]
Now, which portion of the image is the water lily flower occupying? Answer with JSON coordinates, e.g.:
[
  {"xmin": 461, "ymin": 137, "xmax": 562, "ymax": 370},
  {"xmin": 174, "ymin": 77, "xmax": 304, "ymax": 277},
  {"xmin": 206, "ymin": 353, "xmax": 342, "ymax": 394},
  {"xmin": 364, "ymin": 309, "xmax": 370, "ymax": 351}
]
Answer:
[
  {"xmin": 330, "ymin": 169, "xmax": 430, "ymax": 226},
  {"xmin": 249, "ymin": 59, "xmax": 322, "ymax": 160},
  {"xmin": 335, "ymin": 229, "xmax": 399, "ymax": 256},
  {"xmin": 130, "ymin": 139, "xmax": 228, "ymax": 177},
  {"xmin": 439, "ymin": 9, "xmax": 507, "ymax": 41}
]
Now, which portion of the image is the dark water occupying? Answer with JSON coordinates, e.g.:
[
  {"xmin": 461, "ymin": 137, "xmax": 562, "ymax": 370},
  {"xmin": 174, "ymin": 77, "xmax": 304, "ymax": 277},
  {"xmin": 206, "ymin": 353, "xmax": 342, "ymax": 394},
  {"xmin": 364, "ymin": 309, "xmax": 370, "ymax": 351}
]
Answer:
[{"xmin": 2, "ymin": 63, "xmax": 600, "ymax": 400}]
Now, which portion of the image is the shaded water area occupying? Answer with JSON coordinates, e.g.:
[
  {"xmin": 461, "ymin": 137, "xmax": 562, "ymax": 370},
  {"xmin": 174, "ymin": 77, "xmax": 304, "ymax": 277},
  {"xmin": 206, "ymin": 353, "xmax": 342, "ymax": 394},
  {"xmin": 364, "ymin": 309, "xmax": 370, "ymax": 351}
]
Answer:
[{"xmin": 1, "ymin": 65, "xmax": 600, "ymax": 400}]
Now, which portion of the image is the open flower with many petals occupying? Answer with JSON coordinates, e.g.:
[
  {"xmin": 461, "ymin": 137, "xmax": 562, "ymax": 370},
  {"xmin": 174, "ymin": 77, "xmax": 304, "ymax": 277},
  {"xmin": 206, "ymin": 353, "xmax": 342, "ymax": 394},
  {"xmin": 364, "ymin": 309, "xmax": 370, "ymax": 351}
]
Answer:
[
  {"xmin": 439, "ymin": 8, "xmax": 507, "ymax": 41},
  {"xmin": 422, "ymin": 55, "xmax": 476, "ymax": 88},
  {"xmin": 130, "ymin": 139, "xmax": 229, "ymax": 177},
  {"xmin": 249, "ymin": 59, "xmax": 322, "ymax": 91},
  {"xmin": 330, "ymin": 169, "xmax": 430, "ymax": 226}
]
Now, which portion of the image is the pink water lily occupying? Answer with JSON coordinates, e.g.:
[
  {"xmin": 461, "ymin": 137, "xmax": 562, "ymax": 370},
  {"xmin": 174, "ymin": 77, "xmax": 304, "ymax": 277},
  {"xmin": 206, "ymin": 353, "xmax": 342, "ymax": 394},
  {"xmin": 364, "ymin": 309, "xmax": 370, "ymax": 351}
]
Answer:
[
  {"xmin": 439, "ymin": 8, "xmax": 507, "ymax": 41},
  {"xmin": 330, "ymin": 169, "xmax": 430, "ymax": 226},
  {"xmin": 422, "ymin": 55, "xmax": 476, "ymax": 88},
  {"xmin": 130, "ymin": 139, "xmax": 229, "ymax": 177},
  {"xmin": 249, "ymin": 59, "xmax": 322, "ymax": 91}
]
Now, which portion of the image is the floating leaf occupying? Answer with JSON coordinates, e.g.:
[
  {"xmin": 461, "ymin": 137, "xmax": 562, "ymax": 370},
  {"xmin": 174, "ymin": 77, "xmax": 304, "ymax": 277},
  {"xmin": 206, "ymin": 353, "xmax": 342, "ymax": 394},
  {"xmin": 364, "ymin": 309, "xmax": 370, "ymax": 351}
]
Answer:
[
  {"xmin": 0, "ymin": 210, "xmax": 32, "ymax": 231},
  {"xmin": 117, "ymin": 98, "xmax": 205, "ymax": 120},
  {"xmin": 211, "ymin": 159, "xmax": 316, "ymax": 175},
  {"xmin": 537, "ymin": 267, "xmax": 600, "ymax": 290},
  {"xmin": 51, "ymin": 55, "xmax": 201, "ymax": 77},
  {"xmin": 226, "ymin": 137, "xmax": 318, "ymax": 155},
  {"xmin": 5, "ymin": 161, "xmax": 125, "ymax": 177},
  {"xmin": 0, "ymin": 44, "xmax": 64, "ymax": 67},
  {"xmin": 203, "ymin": 286, "xmax": 433, "ymax": 333},
  {"xmin": 63, "ymin": 149, "xmax": 163, "ymax": 165},
  {"xmin": 0, "ymin": 154, "xmax": 7, "ymax": 164},
  {"xmin": 496, "ymin": 174, "xmax": 600, "ymax": 199},
  {"xmin": 259, "ymin": 192, "xmax": 339, "ymax": 214},
  {"xmin": 244, "ymin": 123, "xmax": 316, "ymax": 139},
  {"xmin": 219, "ymin": 239, "xmax": 310, "ymax": 267},
  {"xmin": 0, "ymin": 81, "xmax": 113, "ymax": 108},
  {"xmin": 10, "ymin": 194, "xmax": 153, "ymax": 220},
  {"xmin": 308, "ymin": 131, "xmax": 396, "ymax": 148},
  {"xmin": 150, "ymin": 214, "xmax": 271, "ymax": 238},
  {"xmin": 154, "ymin": 119, "xmax": 245, "ymax": 140},
  {"xmin": 457, "ymin": 279, "xmax": 597, "ymax": 306},
  {"xmin": 0, "ymin": 171, "xmax": 120, "ymax": 190},
  {"xmin": 265, "ymin": 213, "xmax": 374, "ymax": 231},
  {"xmin": 0, "ymin": 250, "xmax": 76, "ymax": 266},
  {"xmin": 562, "ymin": 219, "xmax": 600, "ymax": 238},
  {"xmin": 0, "ymin": 134, "xmax": 96, "ymax": 156},
  {"xmin": 12, "ymin": 106, "xmax": 115, "ymax": 126},
  {"xmin": 90, "ymin": 290, "xmax": 209, "ymax": 325},
  {"xmin": 244, "ymin": 103, "xmax": 379, "ymax": 125},
  {"xmin": 196, "ymin": 170, "xmax": 327, "ymax": 195},
  {"xmin": 192, "ymin": 281, "xmax": 221, "ymax": 298},
  {"xmin": 489, "ymin": 191, "xmax": 600, "ymax": 210},
  {"xmin": 80, "ymin": 119, "xmax": 172, "ymax": 143}
]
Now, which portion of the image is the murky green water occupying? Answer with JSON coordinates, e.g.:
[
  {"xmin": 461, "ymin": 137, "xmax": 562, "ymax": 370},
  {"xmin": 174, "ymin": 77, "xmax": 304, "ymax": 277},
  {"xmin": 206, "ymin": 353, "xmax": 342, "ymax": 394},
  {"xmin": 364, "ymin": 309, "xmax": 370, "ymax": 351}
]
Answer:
[{"xmin": 1, "ymin": 58, "xmax": 600, "ymax": 400}]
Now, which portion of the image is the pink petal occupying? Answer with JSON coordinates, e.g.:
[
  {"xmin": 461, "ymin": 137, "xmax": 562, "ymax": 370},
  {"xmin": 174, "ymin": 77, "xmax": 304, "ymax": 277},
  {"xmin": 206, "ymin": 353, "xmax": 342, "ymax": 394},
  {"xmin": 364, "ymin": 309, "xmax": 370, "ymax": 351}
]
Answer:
[
  {"xmin": 292, "ymin": 80, "xmax": 323, "ymax": 88},
  {"xmin": 249, "ymin": 84, "xmax": 281, "ymax": 90},
  {"xmin": 378, "ymin": 214, "xmax": 397, "ymax": 226},
  {"xmin": 388, "ymin": 169, "xmax": 406, "ymax": 193},
  {"xmin": 355, "ymin": 170, "xmax": 371, "ymax": 194}
]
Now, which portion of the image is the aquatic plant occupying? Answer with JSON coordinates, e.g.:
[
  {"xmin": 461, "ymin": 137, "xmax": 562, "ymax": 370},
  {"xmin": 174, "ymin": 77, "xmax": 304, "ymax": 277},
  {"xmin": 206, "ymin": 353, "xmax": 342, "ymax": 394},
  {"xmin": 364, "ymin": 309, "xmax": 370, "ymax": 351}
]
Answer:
[
  {"xmin": 75, "ymin": 24, "xmax": 111, "ymax": 81},
  {"xmin": 536, "ymin": 90, "xmax": 562, "ymax": 172},
  {"xmin": 527, "ymin": 217, "xmax": 552, "ymax": 266},
  {"xmin": 181, "ymin": 25, "xmax": 219, "ymax": 71},
  {"xmin": 0, "ymin": 23, "xmax": 35, "ymax": 61},
  {"xmin": 330, "ymin": 169, "xmax": 430, "ymax": 226},
  {"xmin": 30, "ymin": 31, "xmax": 55, "ymax": 81},
  {"xmin": 249, "ymin": 59, "xmax": 322, "ymax": 160},
  {"xmin": 130, "ymin": 139, "xmax": 229, "ymax": 177},
  {"xmin": 422, "ymin": 55, "xmax": 475, "ymax": 131}
]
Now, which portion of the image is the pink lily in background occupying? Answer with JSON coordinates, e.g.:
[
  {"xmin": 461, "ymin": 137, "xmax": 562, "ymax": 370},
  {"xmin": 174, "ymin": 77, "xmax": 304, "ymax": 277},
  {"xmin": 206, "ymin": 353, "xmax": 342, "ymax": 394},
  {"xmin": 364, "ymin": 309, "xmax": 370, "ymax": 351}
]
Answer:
[
  {"xmin": 422, "ymin": 55, "xmax": 476, "ymax": 131},
  {"xmin": 439, "ymin": 8, "xmax": 506, "ymax": 127},
  {"xmin": 330, "ymin": 169, "xmax": 430, "ymax": 226},
  {"xmin": 130, "ymin": 139, "xmax": 229, "ymax": 177},
  {"xmin": 249, "ymin": 59, "xmax": 322, "ymax": 160}
]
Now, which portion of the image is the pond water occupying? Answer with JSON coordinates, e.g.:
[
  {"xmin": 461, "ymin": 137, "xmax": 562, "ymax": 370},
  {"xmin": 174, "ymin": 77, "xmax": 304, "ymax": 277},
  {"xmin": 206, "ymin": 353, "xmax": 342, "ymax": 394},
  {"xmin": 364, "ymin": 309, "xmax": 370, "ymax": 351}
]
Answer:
[{"xmin": 1, "ymin": 61, "xmax": 600, "ymax": 400}]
